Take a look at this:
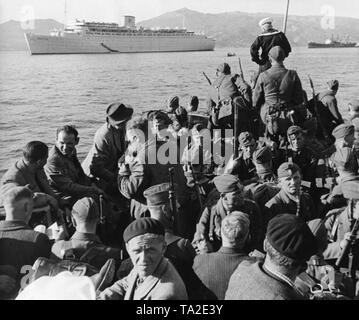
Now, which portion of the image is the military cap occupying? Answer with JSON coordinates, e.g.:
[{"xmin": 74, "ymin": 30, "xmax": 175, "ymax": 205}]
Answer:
[
  {"xmin": 123, "ymin": 217, "xmax": 165, "ymax": 243},
  {"xmin": 213, "ymin": 174, "xmax": 243, "ymax": 193},
  {"xmin": 258, "ymin": 17, "xmax": 273, "ymax": 27},
  {"xmin": 331, "ymin": 147, "xmax": 356, "ymax": 171},
  {"xmin": 332, "ymin": 123, "xmax": 354, "ymax": 139},
  {"xmin": 217, "ymin": 63, "xmax": 231, "ymax": 75},
  {"xmin": 143, "ymin": 183, "xmax": 171, "ymax": 206},
  {"xmin": 238, "ymin": 131, "xmax": 255, "ymax": 147},
  {"xmin": 106, "ymin": 102, "xmax": 133, "ymax": 126},
  {"xmin": 71, "ymin": 197, "xmax": 99, "ymax": 222},
  {"xmin": 341, "ymin": 180, "xmax": 359, "ymax": 200},
  {"xmin": 253, "ymin": 146, "xmax": 272, "ymax": 164},
  {"xmin": 349, "ymin": 99, "xmax": 359, "ymax": 112},
  {"xmin": 327, "ymin": 79, "xmax": 339, "ymax": 91},
  {"xmin": 266, "ymin": 214, "xmax": 317, "ymax": 261},
  {"xmin": 268, "ymin": 46, "xmax": 285, "ymax": 62},
  {"xmin": 287, "ymin": 125, "xmax": 305, "ymax": 136},
  {"xmin": 277, "ymin": 162, "xmax": 301, "ymax": 179}
]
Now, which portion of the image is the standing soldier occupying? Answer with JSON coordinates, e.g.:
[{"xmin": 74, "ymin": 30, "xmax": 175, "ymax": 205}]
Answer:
[
  {"xmin": 250, "ymin": 17, "xmax": 291, "ymax": 85},
  {"xmin": 253, "ymin": 46, "xmax": 303, "ymax": 136}
]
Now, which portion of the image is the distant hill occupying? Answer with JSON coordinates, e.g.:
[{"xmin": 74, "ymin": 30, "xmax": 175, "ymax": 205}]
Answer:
[
  {"xmin": 138, "ymin": 8, "xmax": 359, "ymax": 47},
  {"xmin": 0, "ymin": 8, "xmax": 358, "ymax": 50},
  {"xmin": 0, "ymin": 19, "xmax": 63, "ymax": 51}
]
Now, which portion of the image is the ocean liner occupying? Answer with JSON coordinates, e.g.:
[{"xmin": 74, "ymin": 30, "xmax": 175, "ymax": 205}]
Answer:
[{"xmin": 24, "ymin": 16, "xmax": 215, "ymax": 55}]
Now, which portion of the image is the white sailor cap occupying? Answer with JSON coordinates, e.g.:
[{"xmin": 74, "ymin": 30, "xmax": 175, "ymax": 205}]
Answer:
[{"xmin": 259, "ymin": 17, "xmax": 273, "ymax": 27}]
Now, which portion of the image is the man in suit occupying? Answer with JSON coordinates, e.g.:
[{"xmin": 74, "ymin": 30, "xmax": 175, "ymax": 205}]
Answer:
[
  {"xmin": 193, "ymin": 211, "xmax": 257, "ymax": 299},
  {"xmin": 225, "ymin": 214, "xmax": 317, "ymax": 300},
  {"xmin": 98, "ymin": 218, "xmax": 188, "ymax": 300}
]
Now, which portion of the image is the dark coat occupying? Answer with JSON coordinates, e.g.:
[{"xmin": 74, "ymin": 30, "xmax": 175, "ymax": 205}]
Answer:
[
  {"xmin": 265, "ymin": 189, "xmax": 316, "ymax": 222},
  {"xmin": 225, "ymin": 260, "xmax": 304, "ymax": 300},
  {"xmin": 318, "ymin": 90, "xmax": 343, "ymax": 125},
  {"xmin": 0, "ymin": 220, "xmax": 51, "ymax": 279},
  {"xmin": 45, "ymin": 146, "xmax": 94, "ymax": 201},
  {"xmin": 193, "ymin": 247, "xmax": 256, "ymax": 300},
  {"xmin": 250, "ymin": 29, "xmax": 291, "ymax": 66}
]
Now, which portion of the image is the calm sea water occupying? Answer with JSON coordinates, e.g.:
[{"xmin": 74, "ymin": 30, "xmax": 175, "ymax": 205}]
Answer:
[{"xmin": 0, "ymin": 47, "xmax": 358, "ymax": 175}]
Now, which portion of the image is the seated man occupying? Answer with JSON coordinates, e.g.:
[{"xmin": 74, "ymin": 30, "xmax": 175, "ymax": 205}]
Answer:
[
  {"xmin": 98, "ymin": 218, "xmax": 188, "ymax": 300},
  {"xmin": 265, "ymin": 162, "xmax": 316, "ymax": 223},
  {"xmin": 193, "ymin": 174, "xmax": 263, "ymax": 253},
  {"xmin": 0, "ymin": 187, "xmax": 51, "ymax": 293},
  {"xmin": 51, "ymin": 197, "xmax": 121, "ymax": 270},
  {"xmin": 193, "ymin": 211, "xmax": 257, "ymax": 300},
  {"xmin": 45, "ymin": 125, "xmax": 104, "ymax": 206},
  {"xmin": 225, "ymin": 214, "xmax": 317, "ymax": 300},
  {"xmin": 0, "ymin": 141, "xmax": 59, "ymax": 211}
]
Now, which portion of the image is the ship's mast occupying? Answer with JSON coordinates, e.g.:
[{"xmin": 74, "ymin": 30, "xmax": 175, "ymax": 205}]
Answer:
[{"xmin": 282, "ymin": 0, "xmax": 290, "ymax": 34}]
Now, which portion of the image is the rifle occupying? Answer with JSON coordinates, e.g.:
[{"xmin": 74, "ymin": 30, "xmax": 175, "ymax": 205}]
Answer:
[
  {"xmin": 168, "ymin": 167, "xmax": 177, "ymax": 217},
  {"xmin": 233, "ymin": 99, "xmax": 239, "ymax": 158},
  {"xmin": 238, "ymin": 57, "xmax": 244, "ymax": 79},
  {"xmin": 335, "ymin": 199, "xmax": 359, "ymax": 294},
  {"xmin": 202, "ymin": 72, "xmax": 212, "ymax": 85},
  {"xmin": 308, "ymin": 75, "xmax": 330, "ymax": 142}
]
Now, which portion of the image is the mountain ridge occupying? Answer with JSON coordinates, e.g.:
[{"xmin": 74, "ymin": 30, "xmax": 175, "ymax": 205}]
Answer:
[{"xmin": 0, "ymin": 8, "xmax": 358, "ymax": 51}]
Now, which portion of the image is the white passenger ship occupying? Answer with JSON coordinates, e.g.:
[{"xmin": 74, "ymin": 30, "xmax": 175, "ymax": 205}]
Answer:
[{"xmin": 24, "ymin": 15, "xmax": 215, "ymax": 55}]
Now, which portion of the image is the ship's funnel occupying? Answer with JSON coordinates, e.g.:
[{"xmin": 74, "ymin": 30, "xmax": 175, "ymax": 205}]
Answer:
[{"xmin": 119, "ymin": 15, "xmax": 136, "ymax": 29}]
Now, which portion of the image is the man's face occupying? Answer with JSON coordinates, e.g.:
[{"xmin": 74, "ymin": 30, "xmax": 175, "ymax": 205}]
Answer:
[
  {"xmin": 56, "ymin": 131, "xmax": 78, "ymax": 157},
  {"xmin": 171, "ymin": 120, "xmax": 181, "ymax": 132},
  {"xmin": 241, "ymin": 140, "xmax": 256, "ymax": 159},
  {"xmin": 289, "ymin": 133, "xmax": 305, "ymax": 151},
  {"xmin": 126, "ymin": 234, "xmax": 166, "ymax": 279},
  {"xmin": 112, "ymin": 121, "xmax": 126, "ymax": 131},
  {"xmin": 280, "ymin": 171, "xmax": 302, "ymax": 195},
  {"xmin": 152, "ymin": 118, "xmax": 168, "ymax": 135},
  {"xmin": 222, "ymin": 190, "xmax": 244, "ymax": 212}
]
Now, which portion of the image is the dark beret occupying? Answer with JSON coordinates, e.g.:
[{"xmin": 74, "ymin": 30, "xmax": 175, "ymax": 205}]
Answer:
[
  {"xmin": 238, "ymin": 131, "xmax": 255, "ymax": 147},
  {"xmin": 123, "ymin": 218, "xmax": 165, "ymax": 243},
  {"xmin": 217, "ymin": 63, "xmax": 231, "ymax": 75},
  {"xmin": 277, "ymin": 162, "xmax": 301, "ymax": 179},
  {"xmin": 332, "ymin": 123, "xmax": 354, "ymax": 139},
  {"xmin": 253, "ymin": 146, "xmax": 272, "ymax": 164},
  {"xmin": 327, "ymin": 79, "xmax": 339, "ymax": 91},
  {"xmin": 213, "ymin": 174, "xmax": 243, "ymax": 193},
  {"xmin": 349, "ymin": 99, "xmax": 359, "ymax": 112},
  {"xmin": 143, "ymin": 183, "xmax": 171, "ymax": 206},
  {"xmin": 266, "ymin": 214, "xmax": 317, "ymax": 261},
  {"xmin": 341, "ymin": 180, "xmax": 359, "ymax": 200},
  {"xmin": 268, "ymin": 46, "xmax": 285, "ymax": 62},
  {"xmin": 287, "ymin": 125, "xmax": 304, "ymax": 136}
]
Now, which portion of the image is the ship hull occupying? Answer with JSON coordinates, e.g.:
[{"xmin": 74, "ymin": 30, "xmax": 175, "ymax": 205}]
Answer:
[
  {"xmin": 24, "ymin": 32, "xmax": 215, "ymax": 55},
  {"xmin": 308, "ymin": 42, "xmax": 357, "ymax": 48}
]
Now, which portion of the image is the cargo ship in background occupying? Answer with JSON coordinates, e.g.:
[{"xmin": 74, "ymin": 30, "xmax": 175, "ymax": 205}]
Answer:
[
  {"xmin": 24, "ymin": 15, "xmax": 215, "ymax": 55},
  {"xmin": 308, "ymin": 34, "xmax": 357, "ymax": 48}
]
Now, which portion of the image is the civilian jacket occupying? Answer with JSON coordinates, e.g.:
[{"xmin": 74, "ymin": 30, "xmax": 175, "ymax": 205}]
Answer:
[
  {"xmin": 82, "ymin": 122, "xmax": 126, "ymax": 189},
  {"xmin": 0, "ymin": 159, "xmax": 57, "ymax": 205},
  {"xmin": 0, "ymin": 220, "xmax": 51, "ymax": 277},
  {"xmin": 99, "ymin": 257, "xmax": 188, "ymax": 300},
  {"xmin": 225, "ymin": 260, "xmax": 304, "ymax": 300},
  {"xmin": 45, "ymin": 146, "xmax": 94, "ymax": 200},
  {"xmin": 193, "ymin": 247, "xmax": 256, "ymax": 300}
]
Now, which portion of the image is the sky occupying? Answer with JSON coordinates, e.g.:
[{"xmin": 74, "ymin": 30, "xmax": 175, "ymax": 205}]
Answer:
[{"xmin": 0, "ymin": 0, "xmax": 358, "ymax": 24}]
